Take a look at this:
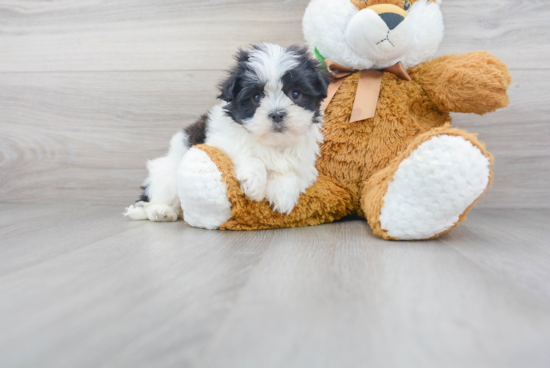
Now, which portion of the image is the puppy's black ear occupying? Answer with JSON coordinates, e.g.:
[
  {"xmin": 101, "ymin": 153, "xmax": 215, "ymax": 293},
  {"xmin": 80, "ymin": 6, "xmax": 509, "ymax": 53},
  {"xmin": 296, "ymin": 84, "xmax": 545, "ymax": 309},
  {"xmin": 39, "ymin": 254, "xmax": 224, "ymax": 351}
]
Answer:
[
  {"xmin": 308, "ymin": 50, "xmax": 332, "ymax": 99},
  {"xmin": 218, "ymin": 72, "xmax": 239, "ymax": 102},
  {"xmin": 217, "ymin": 49, "xmax": 250, "ymax": 102},
  {"xmin": 288, "ymin": 45, "xmax": 332, "ymax": 99},
  {"xmin": 315, "ymin": 69, "xmax": 332, "ymax": 99}
]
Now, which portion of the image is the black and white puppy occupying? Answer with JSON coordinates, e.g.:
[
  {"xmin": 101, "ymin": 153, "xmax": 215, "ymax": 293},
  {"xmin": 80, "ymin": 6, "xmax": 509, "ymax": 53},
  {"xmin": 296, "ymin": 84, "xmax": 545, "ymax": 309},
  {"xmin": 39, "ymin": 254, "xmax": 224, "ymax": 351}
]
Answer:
[{"xmin": 125, "ymin": 43, "xmax": 330, "ymax": 222}]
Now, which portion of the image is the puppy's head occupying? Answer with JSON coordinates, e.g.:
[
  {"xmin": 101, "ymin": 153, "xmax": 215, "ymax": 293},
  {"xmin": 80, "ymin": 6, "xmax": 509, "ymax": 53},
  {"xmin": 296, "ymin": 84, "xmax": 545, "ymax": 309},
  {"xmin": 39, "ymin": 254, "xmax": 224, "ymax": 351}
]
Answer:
[{"xmin": 218, "ymin": 43, "xmax": 331, "ymax": 146}]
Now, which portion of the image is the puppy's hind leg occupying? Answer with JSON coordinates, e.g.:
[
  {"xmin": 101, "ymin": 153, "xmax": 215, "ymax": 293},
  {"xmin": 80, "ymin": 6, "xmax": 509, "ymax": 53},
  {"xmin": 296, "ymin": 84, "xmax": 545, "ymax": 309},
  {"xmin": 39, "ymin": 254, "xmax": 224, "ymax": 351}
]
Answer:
[
  {"xmin": 123, "ymin": 190, "xmax": 150, "ymax": 220},
  {"xmin": 124, "ymin": 131, "xmax": 188, "ymax": 222}
]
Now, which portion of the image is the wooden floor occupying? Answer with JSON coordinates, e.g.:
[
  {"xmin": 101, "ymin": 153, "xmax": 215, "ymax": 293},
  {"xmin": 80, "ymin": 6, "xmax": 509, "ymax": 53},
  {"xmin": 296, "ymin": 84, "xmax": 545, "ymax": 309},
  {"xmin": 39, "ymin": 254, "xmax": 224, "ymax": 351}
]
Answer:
[{"xmin": 0, "ymin": 204, "xmax": 549, "ymax": 368}]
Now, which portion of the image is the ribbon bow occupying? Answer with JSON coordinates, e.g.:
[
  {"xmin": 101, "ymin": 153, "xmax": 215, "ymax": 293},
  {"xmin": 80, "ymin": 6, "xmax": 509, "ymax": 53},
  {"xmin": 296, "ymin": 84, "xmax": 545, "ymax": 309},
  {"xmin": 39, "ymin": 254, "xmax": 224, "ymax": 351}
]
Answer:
[{"xmin": 323, "ymin": 59, "xmax": 412, "ymax": 123}]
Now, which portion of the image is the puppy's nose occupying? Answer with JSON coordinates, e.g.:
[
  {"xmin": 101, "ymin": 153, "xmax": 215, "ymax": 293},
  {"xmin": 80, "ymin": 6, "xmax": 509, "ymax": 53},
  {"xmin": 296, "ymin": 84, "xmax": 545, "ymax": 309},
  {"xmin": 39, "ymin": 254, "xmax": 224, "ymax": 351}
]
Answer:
[
  {"xmin": 379, "ymin": 12, "xmax": 405, "ymax": 30},
  {"xmin": 269, "ymin": 111, "xmax": 287, "ymax": 124}
]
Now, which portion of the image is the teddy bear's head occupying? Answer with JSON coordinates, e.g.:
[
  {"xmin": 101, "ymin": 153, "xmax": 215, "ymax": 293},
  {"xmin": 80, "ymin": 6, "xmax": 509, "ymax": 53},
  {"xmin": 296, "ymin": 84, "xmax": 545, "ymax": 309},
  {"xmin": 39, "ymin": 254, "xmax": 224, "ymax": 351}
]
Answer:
[{"xmin": 303, "ymin": 0, "xmax": 444, "ymax": 70}]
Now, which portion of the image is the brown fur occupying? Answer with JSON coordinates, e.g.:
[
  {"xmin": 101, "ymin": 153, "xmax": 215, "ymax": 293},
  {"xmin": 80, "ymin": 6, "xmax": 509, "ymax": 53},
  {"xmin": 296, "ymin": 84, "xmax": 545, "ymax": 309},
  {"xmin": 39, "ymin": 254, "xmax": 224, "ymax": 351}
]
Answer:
[
  {"xmin": 195, "ymin": 51, "xmax": 511, "ymax": 240},
  {"xmin": 194, "ymin": 145, "xmax": 355, "ymax": 231},
  {"xmin": 362, "ymin": 125, "xmax": 495, "ymax": 240},
  {"xmin": 412, "ymin": 52, "xmax": 512, "ymax": 115}
]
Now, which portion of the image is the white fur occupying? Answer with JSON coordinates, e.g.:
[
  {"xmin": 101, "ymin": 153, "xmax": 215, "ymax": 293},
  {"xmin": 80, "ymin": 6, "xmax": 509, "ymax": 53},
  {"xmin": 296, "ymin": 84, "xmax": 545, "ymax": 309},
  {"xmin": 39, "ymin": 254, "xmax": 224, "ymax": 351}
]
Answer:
[
  {"xmin": 177, "ymin": 148, "xmax": 232, "ymax": 229},
  {"xmin": 204, "ymin": 102, "xmax": 323, "ymax": 215},
  {"xmin": 188, "ymin": 44, "xmax": 324, "ymax": 216},
  {"xmin": 346, "ymin": 8, "xmax": 415, "ymax": 63},
  {"xmin": 240, "ymin": 44, "xmax": 319, "ymax": 148},
  {"xmin": 123, "ymin": 131, "xmax": 186, "ymax": 221},
  {"xmin": 379, "ymin": 135, "xmax": 490, "ymax": 240},
  {"xmin": 246, "ymin": 44, "xmax": 299, "ymax": 90},
  {"xmin": 123, "ymin": 204, "xmax": 148, "ymax": 220},
  {"xmin": 125, "ymin": 43, "xmax": 324, "ymax": 223},
  {"xmin": 303, "ymin": 0, "xmax": 444, "ymax": 70}
]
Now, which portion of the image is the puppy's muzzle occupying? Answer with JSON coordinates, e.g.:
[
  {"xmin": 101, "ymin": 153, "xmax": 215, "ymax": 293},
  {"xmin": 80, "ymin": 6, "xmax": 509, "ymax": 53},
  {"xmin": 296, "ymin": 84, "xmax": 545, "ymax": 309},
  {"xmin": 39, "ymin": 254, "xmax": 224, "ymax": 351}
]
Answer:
[{"xmin": 269, "ymin": 111, "xmax": 287, "ymax": 132}]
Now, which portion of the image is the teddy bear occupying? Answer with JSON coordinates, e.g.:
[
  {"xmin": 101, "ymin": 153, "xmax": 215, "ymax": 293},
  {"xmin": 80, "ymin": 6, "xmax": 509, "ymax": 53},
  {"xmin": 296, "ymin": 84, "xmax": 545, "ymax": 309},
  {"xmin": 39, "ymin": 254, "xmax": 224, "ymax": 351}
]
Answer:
[{"xmin": 176, "ymin": 0, "xmax": 512, "ymax": 240}]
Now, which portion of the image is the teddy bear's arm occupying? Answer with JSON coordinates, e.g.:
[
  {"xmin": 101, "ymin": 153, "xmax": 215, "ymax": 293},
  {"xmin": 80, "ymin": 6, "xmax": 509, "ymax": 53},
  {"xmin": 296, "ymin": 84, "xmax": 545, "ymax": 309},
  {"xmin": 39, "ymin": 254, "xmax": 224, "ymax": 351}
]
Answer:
[
  {"xmin": 186, "ymin": 145, "xmax": 356, "ymax": 231},
  {"xmin": 412, "ymin": 51, "xmax": 512, "ymax": 115}
]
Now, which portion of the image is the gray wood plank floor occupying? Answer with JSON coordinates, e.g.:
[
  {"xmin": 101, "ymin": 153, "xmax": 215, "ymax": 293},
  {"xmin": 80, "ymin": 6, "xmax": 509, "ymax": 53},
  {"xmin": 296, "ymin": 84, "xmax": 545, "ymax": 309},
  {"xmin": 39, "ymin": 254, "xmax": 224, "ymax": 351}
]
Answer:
[{"xmin": 1, "ymin": 204, "xmax": 549, "ymax": 368}]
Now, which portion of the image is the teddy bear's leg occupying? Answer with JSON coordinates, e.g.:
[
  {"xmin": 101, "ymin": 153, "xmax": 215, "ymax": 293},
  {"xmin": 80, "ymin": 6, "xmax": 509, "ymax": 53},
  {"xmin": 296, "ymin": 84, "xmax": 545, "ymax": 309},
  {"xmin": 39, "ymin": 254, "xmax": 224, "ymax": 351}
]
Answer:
[
  {"xmin": 178, "ymin": 144, "xmax": 356, "ymax": 231},
  {"xmin": 177, "ymin": 146, "xmax": 233, "ymax": 230},
  {"xmin": 362, "ymin": 126, "xmax": 493, "ymax": 241}
]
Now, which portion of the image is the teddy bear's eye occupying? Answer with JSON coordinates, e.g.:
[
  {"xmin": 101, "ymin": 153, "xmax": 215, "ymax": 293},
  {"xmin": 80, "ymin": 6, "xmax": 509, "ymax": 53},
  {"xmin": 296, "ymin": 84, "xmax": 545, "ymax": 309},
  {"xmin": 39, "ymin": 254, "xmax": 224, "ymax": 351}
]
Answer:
[{"xmin": 404, "ymin": 1, "xmax": 411, "ymax": 11}]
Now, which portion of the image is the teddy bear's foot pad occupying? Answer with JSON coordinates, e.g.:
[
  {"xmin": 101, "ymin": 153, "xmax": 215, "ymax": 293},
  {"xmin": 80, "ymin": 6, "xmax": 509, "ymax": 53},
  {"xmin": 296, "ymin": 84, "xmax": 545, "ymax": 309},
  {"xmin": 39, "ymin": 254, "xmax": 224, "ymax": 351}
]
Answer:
[
  {"xmin": 379, "ymin": 135, "xmax": 491, "ymax": 240},
  {"xmin": 177, "ymin": 147, "xmax": 232, "ymax": 230}
]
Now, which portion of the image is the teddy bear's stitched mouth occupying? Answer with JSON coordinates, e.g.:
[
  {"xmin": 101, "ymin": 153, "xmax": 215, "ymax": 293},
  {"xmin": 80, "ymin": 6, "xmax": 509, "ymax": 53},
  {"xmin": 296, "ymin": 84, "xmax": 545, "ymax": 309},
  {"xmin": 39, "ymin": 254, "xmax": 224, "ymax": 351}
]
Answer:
[{"xmin": 376, "ymin": 30, "xmax": 395, "ymax": 47}]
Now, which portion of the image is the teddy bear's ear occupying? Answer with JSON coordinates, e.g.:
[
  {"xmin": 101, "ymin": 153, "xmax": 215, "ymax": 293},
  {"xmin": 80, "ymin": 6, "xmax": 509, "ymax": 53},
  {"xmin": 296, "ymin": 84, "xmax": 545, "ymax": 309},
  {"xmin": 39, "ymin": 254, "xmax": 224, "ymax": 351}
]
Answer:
[{"xmin": 350, "ymin": 0, "xmax": 368, "ymax": 10}]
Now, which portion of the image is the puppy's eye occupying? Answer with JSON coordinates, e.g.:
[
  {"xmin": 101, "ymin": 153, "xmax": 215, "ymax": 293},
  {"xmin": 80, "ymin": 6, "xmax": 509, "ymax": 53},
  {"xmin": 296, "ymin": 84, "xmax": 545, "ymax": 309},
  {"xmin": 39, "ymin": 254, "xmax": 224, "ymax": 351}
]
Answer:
[
  {"xmin": 290, "ymin": 90, "xmax": 302, "ymax": 101},
  {"xmin": 252, "ymin": 93, "xmax": 262, "ymax": 103},
  {"xmin": 404, "ymin": 1, "xmax": 411, "ymax": 11}
]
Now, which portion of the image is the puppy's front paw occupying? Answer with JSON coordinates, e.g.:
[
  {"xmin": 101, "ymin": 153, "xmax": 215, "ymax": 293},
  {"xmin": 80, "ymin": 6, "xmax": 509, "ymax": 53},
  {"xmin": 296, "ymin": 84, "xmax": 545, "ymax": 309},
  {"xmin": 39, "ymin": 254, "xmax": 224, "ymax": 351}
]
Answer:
[
  {"xmin": 235, "ymin": 161, "xmax": 267, "ymax": 202},
  {"xmin": 146, "ymin": 204, "xmax": 179, "ymax": 222},
  {"xmin": 237, "ymin": 169, "xmax": 267, "ymax": 202},
  {"xmin": 266, "ymin": 177, "xmax": 301, "ymax": 215}
]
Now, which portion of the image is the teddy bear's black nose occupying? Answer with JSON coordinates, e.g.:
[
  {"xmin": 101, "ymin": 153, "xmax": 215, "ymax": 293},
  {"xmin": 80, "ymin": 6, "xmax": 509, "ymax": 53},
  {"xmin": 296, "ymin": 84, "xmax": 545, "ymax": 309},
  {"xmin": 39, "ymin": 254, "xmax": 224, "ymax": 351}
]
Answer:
[{"xmin": 379, "ymin": 12, "xmax": 405, "ymax": 30}]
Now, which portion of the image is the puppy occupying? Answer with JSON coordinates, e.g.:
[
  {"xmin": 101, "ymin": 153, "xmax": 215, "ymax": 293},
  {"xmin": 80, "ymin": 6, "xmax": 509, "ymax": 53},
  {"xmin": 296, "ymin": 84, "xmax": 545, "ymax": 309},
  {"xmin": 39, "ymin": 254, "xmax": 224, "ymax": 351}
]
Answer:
[{"xmin": 125, "ymin": 43, "xmax": 330, "ymax": 222}]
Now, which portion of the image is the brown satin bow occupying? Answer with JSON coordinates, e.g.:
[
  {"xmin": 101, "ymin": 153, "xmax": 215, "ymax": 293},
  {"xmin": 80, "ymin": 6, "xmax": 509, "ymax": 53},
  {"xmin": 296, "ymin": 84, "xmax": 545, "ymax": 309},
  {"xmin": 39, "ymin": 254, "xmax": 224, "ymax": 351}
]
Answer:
[{"xmin": 323, "ymin": 60, "xmax": 412, "ymax": 123}]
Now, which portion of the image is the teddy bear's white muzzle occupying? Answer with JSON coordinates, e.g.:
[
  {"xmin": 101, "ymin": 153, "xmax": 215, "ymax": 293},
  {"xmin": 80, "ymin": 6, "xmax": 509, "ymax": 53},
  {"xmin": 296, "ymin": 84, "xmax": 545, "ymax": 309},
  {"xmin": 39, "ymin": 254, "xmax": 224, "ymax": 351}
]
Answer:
[{"xmin": 345, "ymin": 8, "xmax": 415, "ymax": 62}]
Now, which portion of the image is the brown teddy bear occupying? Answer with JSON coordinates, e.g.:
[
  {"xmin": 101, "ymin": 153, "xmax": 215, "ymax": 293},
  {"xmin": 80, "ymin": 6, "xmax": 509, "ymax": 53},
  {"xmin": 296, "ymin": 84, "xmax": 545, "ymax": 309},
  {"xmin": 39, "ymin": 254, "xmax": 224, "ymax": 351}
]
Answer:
[{"xmin": 177, "ymin": 0, "xmax": 512, "ymax": 240}]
